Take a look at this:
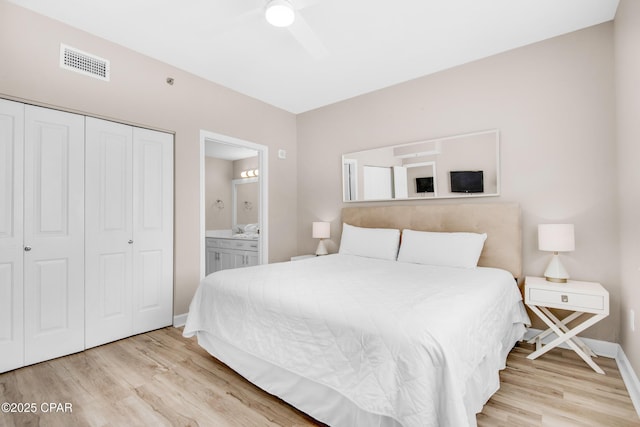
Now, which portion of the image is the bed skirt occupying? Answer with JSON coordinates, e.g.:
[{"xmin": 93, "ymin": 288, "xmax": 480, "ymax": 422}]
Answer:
[{"xmin": 194, "ymin": 320, "xmax": 526, "ymax": 427}]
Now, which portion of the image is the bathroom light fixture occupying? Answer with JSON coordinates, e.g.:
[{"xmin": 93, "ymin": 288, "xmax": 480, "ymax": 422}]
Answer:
[
  {"xmin": 240, "ymin": 169, "xmax": 259, "ymax": 178},
  {"xmin": 265, "ymin": 0, "xmax": 295, "ymax": 27},
  {"xmin": 312, "ymin": 222, "xmax": 330, "ymax": 256},
  {"xmin": 538, "ymin": 224, "xmax": 575, "ymax": 283}
]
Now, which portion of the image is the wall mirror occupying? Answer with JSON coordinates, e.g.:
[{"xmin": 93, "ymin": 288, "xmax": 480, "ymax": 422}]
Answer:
[
  {"xmin": 342, "ymin": 129, "xmax": 499, "ymax": 202},
  {"xmin": 232, "ymin": 178, "xmax": 259, "ymax": 229}
]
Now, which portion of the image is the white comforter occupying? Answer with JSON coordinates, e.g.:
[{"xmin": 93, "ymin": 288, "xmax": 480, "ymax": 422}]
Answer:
[{"xmin": 184, "ymin": 254, "xmax": 529, "ymax": 427}]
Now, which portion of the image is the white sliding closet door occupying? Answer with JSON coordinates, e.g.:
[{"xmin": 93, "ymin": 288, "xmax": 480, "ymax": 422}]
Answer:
[
  {"xmin": 132, "ymin": 127, "xmax": 173, "ymax": 334},
  {"xmin": 0, "ymin": 99, "xmax": 24, "ymax": 373},
  {"xmin": 23, "ymin": 105, "xmax": 85, "ymax": 365},
  {"xmin": 85, "ymin": 118, "xmax": 133, "ymax": 348}
]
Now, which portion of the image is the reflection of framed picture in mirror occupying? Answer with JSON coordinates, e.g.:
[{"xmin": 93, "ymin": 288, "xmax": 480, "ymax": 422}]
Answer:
[{"xmin": 416, "ymin": 177, "xmax": 434, "ymax": 193}]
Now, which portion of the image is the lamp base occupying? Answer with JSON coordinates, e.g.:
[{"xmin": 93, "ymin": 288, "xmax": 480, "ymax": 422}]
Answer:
[
  {"xmin": 544, "ymin": 252, "xmax": 569, "ymax": 283},
  {"xmin": 545, "ymin": 276, "xmax": 568, "ymax": 283},
  {"xmin": 315, "ymin": 239, "xmax": 328, "ymax": 256}
]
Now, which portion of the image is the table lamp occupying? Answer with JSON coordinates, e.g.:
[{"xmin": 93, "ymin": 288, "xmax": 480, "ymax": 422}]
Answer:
[
  {"xmin": 312, "ymin": 222, "xmax": 330, "ymax": 256},
  {"xmin": 538, "ymin": 223, "xmax": 575, "ymax": 283}
]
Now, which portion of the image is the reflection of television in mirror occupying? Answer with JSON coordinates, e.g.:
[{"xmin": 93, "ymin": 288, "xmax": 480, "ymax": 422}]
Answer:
[
  {"xmin": 450, "ymin": 171, "xmax": 484, "ymax": 193},
  {"xmin": 415, "ymin": 177, "xmax": 434, "ymax": 193}
]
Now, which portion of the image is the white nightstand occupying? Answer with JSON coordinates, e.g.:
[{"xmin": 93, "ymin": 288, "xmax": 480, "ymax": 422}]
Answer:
[
  {"xmin": 290, "ymin": 254, "xmax": 316, "ymax": 261},
  {"xmin": 524, "ymin": 276, "xmax": 609, "ymax": 374}
]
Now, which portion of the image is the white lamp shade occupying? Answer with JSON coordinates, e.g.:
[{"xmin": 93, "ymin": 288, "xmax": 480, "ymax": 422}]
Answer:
[
  {"xmin": 312, "ymin": 222, "xmax": 330, "ymax": 239},
  {"xmin": 538, "ymin": 224, "xmax": 575, "ymax": 252},
  {"xmin": 265, "ymin": 0, "xmax": 295, "ymax": 27}
]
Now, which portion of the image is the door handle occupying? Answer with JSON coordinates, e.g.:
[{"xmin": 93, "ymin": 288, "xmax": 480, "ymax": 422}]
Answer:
[
  {"xmin": 128, "ymin": 240, "xmax": 133, "ymax": 244},
  {"xmin": 24, "ymin": 246, "xmax": 32, "ymax": 252}
]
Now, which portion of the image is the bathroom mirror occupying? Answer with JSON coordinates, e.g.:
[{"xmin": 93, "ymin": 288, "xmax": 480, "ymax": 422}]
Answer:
[
  {"xmin": 342, "ymin": 129, "xmax": 499, "ymax": 202},
  {"xmin": 232, "ymin": 178, "xmax": 259, "ymax": 229}
]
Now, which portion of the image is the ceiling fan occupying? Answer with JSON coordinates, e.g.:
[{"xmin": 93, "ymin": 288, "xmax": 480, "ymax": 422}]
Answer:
[
  {"xmin": 268, "ymin": 0, "xmax": 329, "ymax": 60},
  {"xmin": 210, "ymin": 0, "xmax": 329, "ymax": 60}
]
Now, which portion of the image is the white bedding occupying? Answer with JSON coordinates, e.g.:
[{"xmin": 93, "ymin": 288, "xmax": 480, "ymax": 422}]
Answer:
[{"xmin": 183, "ymin": 254, "xmax": 529, "ymax": 427}]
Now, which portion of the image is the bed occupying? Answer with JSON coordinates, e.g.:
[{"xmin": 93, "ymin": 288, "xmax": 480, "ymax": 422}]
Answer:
[{"xmin": 184, "ymin": 203, "xmax": 530, "ymax": 427}]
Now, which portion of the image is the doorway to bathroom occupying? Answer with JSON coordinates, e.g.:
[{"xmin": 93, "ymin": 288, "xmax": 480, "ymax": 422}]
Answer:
[{"xmin": 199, "ymin": 130, "xmax": 268, "ymax": 279}]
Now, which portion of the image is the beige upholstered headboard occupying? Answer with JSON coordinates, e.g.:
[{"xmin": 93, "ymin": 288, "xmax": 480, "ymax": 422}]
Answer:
[{"xmin": 342, "ymin": 203, "xmax": 522, "ymax": 279}]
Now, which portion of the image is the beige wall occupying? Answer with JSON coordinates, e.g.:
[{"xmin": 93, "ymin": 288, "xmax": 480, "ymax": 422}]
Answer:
[
  {"xmin": 205, "ymin": 157, "xmax": 233, "ymax": 230},
  {"xmin": 0, "ymin": 1, "xmax": 298, "ymax": 316},
  {"xmin": 614, "ymin": 0, "xmax": 640, "ymax": 375},
  {"xmin": 297, "ymin": 23, "xmax": 619, "ymax": 341}
]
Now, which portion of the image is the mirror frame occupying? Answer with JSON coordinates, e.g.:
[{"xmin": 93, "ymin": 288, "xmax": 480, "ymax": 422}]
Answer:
[{"xmin": 342, "ymin": 129, "xmax": 500, "ymax": 202}]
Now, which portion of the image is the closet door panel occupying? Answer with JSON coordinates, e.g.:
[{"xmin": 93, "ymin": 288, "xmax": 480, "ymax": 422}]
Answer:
[
  {"xmin": 139, "ymin": 250, "xmax": 162, "ymax": 308},
  {"xmin": 23, "ymin": 105, "xmax": 84, "ymax": 365},
  {"xmin": 0, "ymin": 99, "xmax": 24, "ymax": 373},
  {"xmin": 85, "ymin": 117, "xmax": 133, "ymax": 348},
  {"xmin": 132, "ymin": 128, "xmax": 173, "ymax": 333},
  {"xmin": 33, "ymin": 259, "xmax": 71, "ymax": 329}
]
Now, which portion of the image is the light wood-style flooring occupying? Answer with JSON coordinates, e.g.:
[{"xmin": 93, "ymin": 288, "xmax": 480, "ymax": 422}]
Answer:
[
  {"xmin": 0, "ymin": 327, "xmax": 638, "ymax": 427},
  {"xmin": 478, "ymin": 343, "xmax": 639, "ymax": 426}
]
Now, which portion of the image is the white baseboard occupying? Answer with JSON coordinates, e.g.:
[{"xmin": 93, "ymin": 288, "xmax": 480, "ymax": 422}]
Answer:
[
  {"xmin": 523, "ymin": 328, "xmax": 619, "ymax": 358},
  {"xmin": 616, "ymin": 345, "xmax": 640, "ymax": 417},
  {"xmin": 173, "ymin": 313, "xmax": 188, "ymax": 328},
  {"xmin": 524, "ymin": 328, "xmax": 640, "ymax": 417}
]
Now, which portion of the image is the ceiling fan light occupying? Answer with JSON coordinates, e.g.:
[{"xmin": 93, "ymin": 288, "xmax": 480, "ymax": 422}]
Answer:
[{"xmin": 265, "ymin": 0, "xmax": 295, "ymax": 27}]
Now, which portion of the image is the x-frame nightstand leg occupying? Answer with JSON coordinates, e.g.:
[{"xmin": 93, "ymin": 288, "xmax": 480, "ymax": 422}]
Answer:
[
  {"xmin": 526, "ymin": 305, "xmax": 606, "ymax": 374},
  {"xmin": 527, "ymin": 310, "xmax": 597, "ymax": 358}
]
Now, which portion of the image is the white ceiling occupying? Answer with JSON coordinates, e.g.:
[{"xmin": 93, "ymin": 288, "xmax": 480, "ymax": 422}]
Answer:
[{"xmin": 8, "ymin": 0, "xmax": 619, "ymax": 114}]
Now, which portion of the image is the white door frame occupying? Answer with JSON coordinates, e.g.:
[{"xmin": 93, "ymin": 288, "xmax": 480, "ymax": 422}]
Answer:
[{"xmin": 199, "ymin": 130, "xmax": 268, "ymax": 279}]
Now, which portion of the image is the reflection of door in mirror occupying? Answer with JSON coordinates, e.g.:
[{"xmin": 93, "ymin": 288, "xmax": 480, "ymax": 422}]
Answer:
[
  {"xmin": 363, "ymin": 166, "xmax": 393, "ymax": 200},
  {"xmin": 343, "ymin": 159, "xmax": 357, "ymax": 201}
]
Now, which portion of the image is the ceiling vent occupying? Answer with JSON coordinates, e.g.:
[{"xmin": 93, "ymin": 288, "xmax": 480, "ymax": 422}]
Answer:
[{"xmin": 60, "ymin": 44, "xmax": 110, "ymax": 81}]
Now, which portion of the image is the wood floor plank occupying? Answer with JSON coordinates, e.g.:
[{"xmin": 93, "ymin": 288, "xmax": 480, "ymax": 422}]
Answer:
[
  {"xmin": 0, "ymin": 328, "xmax": 637, "ymax": 427},
  {"xmin": 478, "ymin": 342, "xmax": 640, "ymax": 427}
]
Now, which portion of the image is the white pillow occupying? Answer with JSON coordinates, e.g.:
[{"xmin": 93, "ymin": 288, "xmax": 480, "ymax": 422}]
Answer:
[
  {"xmin": 397, "ymin": 229, "xmax": 487, "ymax": 268},
  {"xmin": 338, "ymin": 223, "xmax": 400, "ymax": 260}
]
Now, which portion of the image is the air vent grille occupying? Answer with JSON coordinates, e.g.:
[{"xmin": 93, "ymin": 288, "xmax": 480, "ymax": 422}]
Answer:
[{"xmin": 60, "ymin": 44, "xmax": 110, "ymax": 81}]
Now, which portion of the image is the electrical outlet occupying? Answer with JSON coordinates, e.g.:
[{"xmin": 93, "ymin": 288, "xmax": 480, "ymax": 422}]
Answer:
[
  {"xmin": 631, "ymin": 309, "xmax": 636, "ymax": 332},
  {"xmin": 278, "ymin": 149, "xmax": 287, "ymax": 159}
]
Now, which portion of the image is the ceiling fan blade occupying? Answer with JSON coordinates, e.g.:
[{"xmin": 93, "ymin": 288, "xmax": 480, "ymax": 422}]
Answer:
[
  {"xmin": 287, "ymin": 13, "xmax": 329, "ymax": 60},
  {"xmin": 294, "ymin": 0, "xmax": 323, "ymax": 10},
  {"xmin": 196, "ymin": 6, "xmax": 262, "ymax": 39}
]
